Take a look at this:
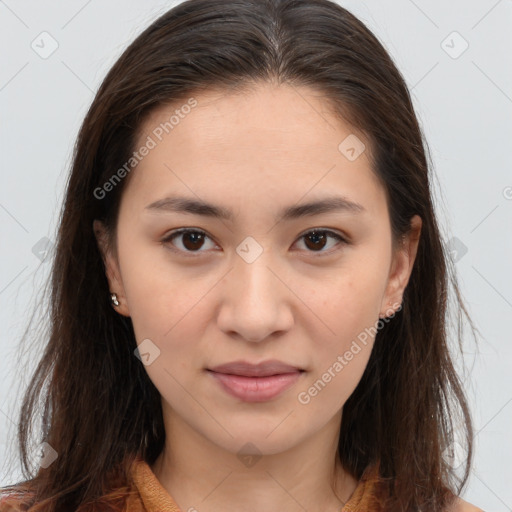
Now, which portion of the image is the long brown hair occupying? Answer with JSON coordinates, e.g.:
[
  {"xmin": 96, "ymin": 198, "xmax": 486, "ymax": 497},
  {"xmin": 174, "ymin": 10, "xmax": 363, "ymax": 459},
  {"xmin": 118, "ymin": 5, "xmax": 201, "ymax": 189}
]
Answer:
[{"xmin": 1, "ymin": 0, "xmax": 477, "ymax": 510}]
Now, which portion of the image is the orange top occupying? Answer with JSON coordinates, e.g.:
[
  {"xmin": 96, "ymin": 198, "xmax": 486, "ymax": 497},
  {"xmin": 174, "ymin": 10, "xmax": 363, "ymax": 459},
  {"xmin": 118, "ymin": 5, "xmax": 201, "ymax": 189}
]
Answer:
[
  {"xmin": 126, "ymin": 456, "xmax": 385, "ymax": 512},
  {"xmin": 0, "ymin": 457, "xmax": 385, "ymax": 511}
]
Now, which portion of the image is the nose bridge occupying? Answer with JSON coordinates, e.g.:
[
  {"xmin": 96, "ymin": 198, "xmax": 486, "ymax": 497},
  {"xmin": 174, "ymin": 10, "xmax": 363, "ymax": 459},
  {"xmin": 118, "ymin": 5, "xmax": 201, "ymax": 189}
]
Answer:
[
  {"xmin": 217, "ymin": 237, "xmax": 293, "ymax": 342},
  {"xmin": 235, "ymin": 241, "xmax": 276, "ymax": 305}
]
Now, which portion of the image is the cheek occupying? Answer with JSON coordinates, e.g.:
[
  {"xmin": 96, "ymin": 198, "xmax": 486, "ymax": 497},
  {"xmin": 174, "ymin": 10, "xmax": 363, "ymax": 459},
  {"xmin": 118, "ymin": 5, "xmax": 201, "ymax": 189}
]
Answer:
[
  {"xmin": 295, "ymin": 341, "xmax": 372, "ymax": 423},
  {"xmin": 296, "ymin": 257, "xmax": 388, "ymax": 406},
  {"xmin": 115, "ymin": 228, "xmax": 207, "ymax": 339},
  {"xmin": 304, "ymin": 261, "xmax": 388, "ymax": 346},
  {"xmin": 121, "ymin": 264, "xmax": 212, "ymax": 407},
  {"xmin": 295, "ymin": 275, "xmax": 380, "ymax": 401},
  {"xmin": 124, "ymin": 269, "xmax": 210, "ymax": 348}
]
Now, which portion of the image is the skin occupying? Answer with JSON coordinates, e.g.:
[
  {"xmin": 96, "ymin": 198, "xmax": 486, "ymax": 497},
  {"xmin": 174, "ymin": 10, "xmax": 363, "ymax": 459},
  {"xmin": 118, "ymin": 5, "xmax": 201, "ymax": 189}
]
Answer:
[{"xmin": 94, "ymin": 82, "xmax": 477, "ymax": 512}]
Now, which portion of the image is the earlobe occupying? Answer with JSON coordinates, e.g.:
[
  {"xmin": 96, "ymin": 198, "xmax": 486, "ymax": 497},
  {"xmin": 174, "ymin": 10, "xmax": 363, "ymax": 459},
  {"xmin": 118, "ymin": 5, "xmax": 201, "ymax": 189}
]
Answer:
[
  {"xmin": 379, "ymin": 215, "xmax": 422, "ymax": 318},
  {"xmin": 92, "ymin": 220, "xmax": 131, "ymax": 317}
]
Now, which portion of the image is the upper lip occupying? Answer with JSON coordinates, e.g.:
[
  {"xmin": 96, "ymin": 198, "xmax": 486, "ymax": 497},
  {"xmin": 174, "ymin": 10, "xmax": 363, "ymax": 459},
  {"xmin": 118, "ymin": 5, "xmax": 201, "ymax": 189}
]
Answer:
[{"xmin": 208, "ymin": 359, "xmax": 304, "ymax": 377}]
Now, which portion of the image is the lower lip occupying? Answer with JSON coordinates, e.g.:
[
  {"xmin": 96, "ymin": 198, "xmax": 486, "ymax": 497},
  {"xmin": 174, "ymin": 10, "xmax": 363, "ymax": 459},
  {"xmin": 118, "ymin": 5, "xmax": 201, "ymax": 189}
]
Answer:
[{"xmin": 207, "ymin": 370, "xmax": 303, "ymax": 402}]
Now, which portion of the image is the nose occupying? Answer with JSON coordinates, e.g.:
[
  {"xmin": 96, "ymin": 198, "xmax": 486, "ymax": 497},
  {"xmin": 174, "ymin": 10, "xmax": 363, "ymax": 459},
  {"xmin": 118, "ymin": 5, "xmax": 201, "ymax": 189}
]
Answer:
[{"xmin": 216, "ymin": 248, "xmax": 294, "ymax": 343}]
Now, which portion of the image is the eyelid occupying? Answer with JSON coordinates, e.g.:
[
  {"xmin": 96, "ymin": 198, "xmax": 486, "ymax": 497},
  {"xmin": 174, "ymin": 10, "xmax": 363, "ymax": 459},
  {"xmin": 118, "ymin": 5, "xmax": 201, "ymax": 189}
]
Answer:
[{"xmin": 297, "ymin": 227, "xmax": 349, "ymax": 244}]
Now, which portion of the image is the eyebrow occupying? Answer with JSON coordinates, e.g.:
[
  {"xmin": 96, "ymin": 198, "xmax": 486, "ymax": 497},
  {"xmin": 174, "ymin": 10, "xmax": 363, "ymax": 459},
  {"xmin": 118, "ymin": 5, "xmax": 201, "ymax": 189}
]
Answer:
[{"xmin": 144, "ymin": 194, "xmax": 366, "ymax": 222}]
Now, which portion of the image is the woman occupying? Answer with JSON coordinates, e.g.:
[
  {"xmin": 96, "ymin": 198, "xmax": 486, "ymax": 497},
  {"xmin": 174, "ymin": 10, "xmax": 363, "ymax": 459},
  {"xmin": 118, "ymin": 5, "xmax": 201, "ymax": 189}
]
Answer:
[{"xmin": 0, "ymin": 0, "xmax": 483, "ymax": 510}]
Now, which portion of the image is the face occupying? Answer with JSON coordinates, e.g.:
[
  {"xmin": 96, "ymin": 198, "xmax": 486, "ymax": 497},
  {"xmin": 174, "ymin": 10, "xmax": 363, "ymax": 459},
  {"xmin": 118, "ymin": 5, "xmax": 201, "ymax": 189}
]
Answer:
[{"xmin": 94, "ymin": 82, "xmax": 421, "ymax": 457}]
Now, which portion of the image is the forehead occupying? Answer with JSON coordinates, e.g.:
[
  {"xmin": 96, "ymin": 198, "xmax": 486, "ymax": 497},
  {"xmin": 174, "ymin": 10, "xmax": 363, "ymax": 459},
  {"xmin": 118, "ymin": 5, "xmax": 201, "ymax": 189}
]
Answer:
[
  {"xmin": 125, "ymin": 82, "xmax": 385, "ymax": 217},
  {"xmin": 139, "ymin": 82, "xmax": 367, "ymax": 158}
]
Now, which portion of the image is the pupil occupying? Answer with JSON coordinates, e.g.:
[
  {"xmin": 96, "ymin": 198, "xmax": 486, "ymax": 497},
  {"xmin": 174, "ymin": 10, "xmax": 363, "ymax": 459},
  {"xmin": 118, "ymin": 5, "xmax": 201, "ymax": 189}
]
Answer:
[
  {"xmin": 184, "ymin": 232, "xmax": 204, "ymax": 250},
  {"xmin": 306, "ymin": 231, "xmax": 326, "ymax": 251}
]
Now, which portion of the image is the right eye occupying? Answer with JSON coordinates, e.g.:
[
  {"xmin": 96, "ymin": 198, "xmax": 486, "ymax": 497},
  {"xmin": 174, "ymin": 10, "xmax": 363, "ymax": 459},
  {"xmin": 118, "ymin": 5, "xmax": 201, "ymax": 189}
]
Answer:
[{"xmin": 161, "ymin": 228, "xmax": 219, "ymax": 255}]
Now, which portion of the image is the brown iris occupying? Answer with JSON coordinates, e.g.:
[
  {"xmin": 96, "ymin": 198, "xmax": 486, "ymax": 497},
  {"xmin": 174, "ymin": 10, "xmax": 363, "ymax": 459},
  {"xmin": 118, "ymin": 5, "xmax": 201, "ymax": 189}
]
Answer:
[
  {"xmin": 303, "ymin": 231, "xmax": 328, "ymax": 251},
  {"xmin": 181, "ymin": 231, "xmax": 206, "ymax": 251}
]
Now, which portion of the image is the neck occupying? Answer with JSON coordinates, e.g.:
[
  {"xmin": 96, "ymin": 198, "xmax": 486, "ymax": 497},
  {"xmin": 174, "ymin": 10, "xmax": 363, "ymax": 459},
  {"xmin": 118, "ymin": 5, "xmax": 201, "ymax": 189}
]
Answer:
[{"xmin": 150, "ymin": 409, "xmax": 359, "ymax": 512}]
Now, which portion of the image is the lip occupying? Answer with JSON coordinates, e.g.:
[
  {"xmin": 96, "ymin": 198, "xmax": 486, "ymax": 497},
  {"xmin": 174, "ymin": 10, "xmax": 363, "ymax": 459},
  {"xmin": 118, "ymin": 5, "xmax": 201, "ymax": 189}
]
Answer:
[
  {"xmin": 207, "ymin": 359, "xmax": 304, "ymax": 402},
  {"xmin": 209, "ymin": 359, "xmax": 303, "ymax": 377}
]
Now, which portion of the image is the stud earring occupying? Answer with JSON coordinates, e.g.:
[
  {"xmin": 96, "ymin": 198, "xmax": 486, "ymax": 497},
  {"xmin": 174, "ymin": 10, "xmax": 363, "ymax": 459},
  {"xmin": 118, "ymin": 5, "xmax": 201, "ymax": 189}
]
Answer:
[{"xmin": 110, "ymin": 292, "xmax": 120, "ymax": 307}]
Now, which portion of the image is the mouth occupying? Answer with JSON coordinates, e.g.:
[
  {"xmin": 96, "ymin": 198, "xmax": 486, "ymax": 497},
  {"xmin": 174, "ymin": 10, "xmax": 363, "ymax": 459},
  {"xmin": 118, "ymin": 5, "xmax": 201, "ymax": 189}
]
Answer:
[
  {"xmin": 206, "ymin": 360, "xmax": 305, "ymax": 402},
  {"xmin": 208, "ymin": 359, "xmax": 305, "ymax": 377}
]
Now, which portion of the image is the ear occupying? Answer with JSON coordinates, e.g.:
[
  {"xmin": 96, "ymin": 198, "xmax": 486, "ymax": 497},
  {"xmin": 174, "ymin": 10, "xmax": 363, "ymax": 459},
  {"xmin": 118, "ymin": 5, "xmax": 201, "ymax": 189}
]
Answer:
[
  {"xmin": 379, "ymin": 215, "xmax": 422, "ymax": 318},
  {"xmin": 93, "ymin": 219, "xmax": 131, "ymax": 317}
]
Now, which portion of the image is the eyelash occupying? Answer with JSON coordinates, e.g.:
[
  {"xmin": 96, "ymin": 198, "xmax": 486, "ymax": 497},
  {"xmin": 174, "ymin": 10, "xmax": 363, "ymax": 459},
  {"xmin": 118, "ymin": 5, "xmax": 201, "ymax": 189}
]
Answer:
[{"xmin": 161, "ymin": 228, "xmax": 349, "ymax": 257}]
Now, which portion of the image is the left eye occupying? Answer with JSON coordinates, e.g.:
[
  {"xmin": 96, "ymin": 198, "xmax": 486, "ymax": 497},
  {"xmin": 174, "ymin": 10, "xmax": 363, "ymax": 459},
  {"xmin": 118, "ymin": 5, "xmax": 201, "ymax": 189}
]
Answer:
[
  {"xmin": 161, "ymin": 228, "xmax": 347, "ymax": 255},
  {"xmin": 295, "ymin": 229, "xmax": 347, "ymax": 253}
]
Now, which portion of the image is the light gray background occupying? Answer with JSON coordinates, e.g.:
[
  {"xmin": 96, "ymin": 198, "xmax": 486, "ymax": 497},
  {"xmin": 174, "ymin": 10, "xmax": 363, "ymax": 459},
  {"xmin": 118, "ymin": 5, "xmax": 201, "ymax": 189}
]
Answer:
[{"xmin": 1, "ymin": 1, "xmax": 511, "ymax": 510}]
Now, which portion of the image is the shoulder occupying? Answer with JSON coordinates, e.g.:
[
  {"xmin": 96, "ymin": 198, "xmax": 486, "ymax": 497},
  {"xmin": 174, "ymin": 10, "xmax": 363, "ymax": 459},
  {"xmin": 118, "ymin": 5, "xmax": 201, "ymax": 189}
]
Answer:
[
  {"xmin": 0, "ymin": 495, "xmax": 22, "ymax": 511},
  {"xmin": 0, "ymin": 491, "xmax": 34, "ymax": 511},
  {"xmin": 449, "ymin": 497, "xmax": 485, "ymax": 512}
]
